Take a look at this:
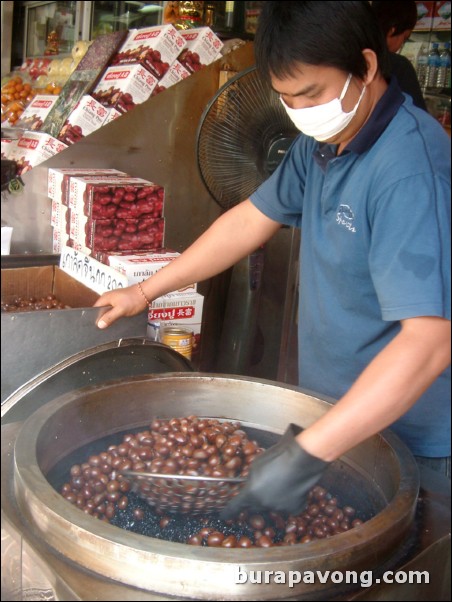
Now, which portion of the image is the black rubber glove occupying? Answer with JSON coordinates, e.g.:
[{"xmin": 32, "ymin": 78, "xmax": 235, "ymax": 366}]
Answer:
[{"xmin": 221, "ymin": 424, "xmax": 329, "ymax": 519}]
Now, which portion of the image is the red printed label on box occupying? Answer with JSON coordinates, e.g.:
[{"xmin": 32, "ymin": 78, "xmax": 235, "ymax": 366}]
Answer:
[
  {"xmin": 150, "ymin": 305, "xmax": 196, "ymax": 321},
  {"xmin": 148, "ymin": 292, "xmax": 204, "ymax": 317},
  {"xmin": 14, "ymin": 95, "xmax": 59, "ymax": 131}
]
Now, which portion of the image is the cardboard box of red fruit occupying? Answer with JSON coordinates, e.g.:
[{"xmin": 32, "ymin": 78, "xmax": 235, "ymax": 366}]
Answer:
[
  {"xmin": 58, "ymin": 95, "xmax": 109, "ymax": 145},
  {"xmin": 11, "ymin": 132, "xmax": 68, "ymax": 176},
  {"xmin": 1, "ymin": 138, "xmax": 18, "ymax": 160},
  {"xmin": 153, "ymin": 60, "xmax": 191, "ymax": 95},
  {"xmin": 40, "ymin": 31, "xmax": 128, "ymax": 139},
  {"xmin": 48, "ymin": 167, "xmax": 128, "ymax": 204},
  {"xmin": 68, "ymin": 175, "xmax": 164, "ymax": 218},
  {"xmin": 13, "ymin": 95, "xmax": 58, "ymax": 131},
  {"xmin": 104, "ymin": 107, "xmax": 122, "ymax": 125},
  {"xmin": 92, "ymin": 64, "xmax": 158, "ymax": 114},
  {"xmin": 49, "ymin": 170, "xmax": 129, "ymax": 244},
  {"xmin": 69, "ymin": 216, "xmax": 165, "ymax": 255},
  {"xmin": 112, "ymin": 24, "xmax": 187, "ymax": 80},
  {"xmin": 178, "ymin": 27, "xmax": 223, "ymax": 73}
]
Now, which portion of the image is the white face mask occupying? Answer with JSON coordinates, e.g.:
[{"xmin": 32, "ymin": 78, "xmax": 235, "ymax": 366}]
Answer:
[{"xmin": 280, "ymin": 74, "xmax": 366, "ymax": 142}]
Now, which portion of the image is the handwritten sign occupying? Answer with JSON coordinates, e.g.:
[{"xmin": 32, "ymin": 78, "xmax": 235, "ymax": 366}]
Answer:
[{"xmin": 59, "ymin": 246, "xmax": 128, "ymax": 295}]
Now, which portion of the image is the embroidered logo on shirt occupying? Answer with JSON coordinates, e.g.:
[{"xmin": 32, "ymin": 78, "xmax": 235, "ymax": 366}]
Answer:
[{"xmin": 336, "ymin": 204, "xmax": 356, "ymax": 233}]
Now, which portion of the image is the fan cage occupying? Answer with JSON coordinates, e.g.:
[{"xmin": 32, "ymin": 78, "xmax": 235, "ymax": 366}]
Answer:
[{"xmin": 196, "ymin": 66, "xmax": 298, "ymax": 210}]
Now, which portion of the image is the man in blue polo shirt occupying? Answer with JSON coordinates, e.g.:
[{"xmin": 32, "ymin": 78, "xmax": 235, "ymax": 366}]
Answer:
[{"xmin": 96, "ymin": 1, "xmax": 450, "ymax": 515}]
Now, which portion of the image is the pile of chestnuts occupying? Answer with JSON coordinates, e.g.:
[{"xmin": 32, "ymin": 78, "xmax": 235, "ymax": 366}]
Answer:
[
  {"xmin": 186, "ymin": 488, "xmax": 363, "ymax": 548},
  {"xmin": 59, "ymin": 415, "xmax": 366, "ymax": 548},
  {"xmin": 2, "ymin": 294, "xmax": 67, "ymax": 312}
]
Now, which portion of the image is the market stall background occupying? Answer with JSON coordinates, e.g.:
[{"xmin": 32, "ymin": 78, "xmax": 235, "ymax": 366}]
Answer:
[
  {"xmin": 1, "ymin": 4, "xmax": 450, "ymax": 602},
  {"xmin": 1, "ymin": 38, "xmax": 298, "ymax": 384}
]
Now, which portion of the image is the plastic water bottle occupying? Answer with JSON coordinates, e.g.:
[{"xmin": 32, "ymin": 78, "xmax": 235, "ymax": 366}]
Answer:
[
  {"xmin": 436, "ymin": 42, "xmax": 451, "ymax": 89},
  {"xmin": 416, "ymin": 45, "xmax": 429, "ymax": 88},
  {"xmin": 426, "ymin": 43, "xmax": 441, "ymax": 88}
]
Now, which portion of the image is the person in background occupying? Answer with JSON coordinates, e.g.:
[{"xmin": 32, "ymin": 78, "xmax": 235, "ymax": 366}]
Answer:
[
  {"xmin": 94, "ymin": 2, "xmax": 450, "ymax": 516},
  {"xmin": 372, "ymin": 0, "xmax": 428, "ymax": 110}
]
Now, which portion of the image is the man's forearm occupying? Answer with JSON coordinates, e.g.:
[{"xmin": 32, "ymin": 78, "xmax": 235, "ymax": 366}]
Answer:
[
  {"xmin": 140, "ymin": 199, "xmax": 280, "ymax": 302},
  {"xmin": 297, "ymin": 316, "xmax": 451, "ymax": 461}
]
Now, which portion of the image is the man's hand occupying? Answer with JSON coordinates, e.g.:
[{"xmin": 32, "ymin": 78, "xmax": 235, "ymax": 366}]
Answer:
[
  {"xmin": 94, "ymin": 285, "xmax": 148, "ymax": 329},
  {"xmin": 221, "ymin": 424, "xmax": 329, "ymax": 519}
]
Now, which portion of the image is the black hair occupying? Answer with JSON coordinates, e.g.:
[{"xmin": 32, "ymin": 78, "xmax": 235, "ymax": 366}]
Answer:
[
  {"xmin": 372, "ymin": 1, "xmax": 418, "ymax": 37},
  {"xmin": 254, "ymin": 1, "xmax": 390, "ymax": 80}
]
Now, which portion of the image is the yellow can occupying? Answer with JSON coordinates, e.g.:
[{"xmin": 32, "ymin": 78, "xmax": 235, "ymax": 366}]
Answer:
[{"xmin": 161, "ymin": 326, "xmax": 194, "ymax": 360}]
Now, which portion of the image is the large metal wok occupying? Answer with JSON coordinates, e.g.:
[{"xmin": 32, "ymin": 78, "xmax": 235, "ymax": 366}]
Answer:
[{"xmin": 10, "ymin": 373, "xmax": 420, "ymax": 601}]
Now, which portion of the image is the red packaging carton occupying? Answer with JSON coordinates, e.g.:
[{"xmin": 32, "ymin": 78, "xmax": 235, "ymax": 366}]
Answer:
[
  {"xmin": 147, "ymin": 291, "xmax": 204, "ymax": 353},
  {"xmin": 58, "ymin": 95, "xmax": 109, "ymax": 145},
  {"xmin": 48, "ymin": 167, "xmax": 128, "ymax": 203},
  {"xmin": 92, "ymin": 65, "xmax": 158, "ymax": 113},
  {"xmin": 1, "ymin": 138, "xmax": 18, "ymax": 160},
  {"xmin": 14, "ymin": 95, "xmax": 59, "ymax": 131},
  {"xmin": 178, "ymin": 27, "xmax": 223, "ymax": 73},
  {"xmin": 107, "ymin": 251, "xmax": 197, "ymax": 292},
  {"xmin": 68, "ymin": 176, "xmax": 164, "ymax": 218},
  {"xmin": 70, "ymin": 216, "xmax": 165, "ymax": 254},
  {"xmin": 112, "ymin": 25, "xmax": 187, "ymax": 79},
  {"xmin": 152, "ymin": 60, "xmax": 191, "ymax": 96},
  {"xmin": 40, "ymin": 31, "xmax": 128, "ymax": 138},
  {"xmin": 104, "ymin": 107, "xmax": 122, "ymax": 125},
  {"xmin": 12, "ymin": 132, "xmax": 68, "ymax": 175}
]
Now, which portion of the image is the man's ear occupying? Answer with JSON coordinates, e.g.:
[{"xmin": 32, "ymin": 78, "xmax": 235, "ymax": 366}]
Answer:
[{"xmin": 362, "ymin": 49, "xmax": 379, "ymax": 85}]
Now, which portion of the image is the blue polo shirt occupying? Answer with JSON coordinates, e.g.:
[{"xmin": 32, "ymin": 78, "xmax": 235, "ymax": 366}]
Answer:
[{"xmin": 250, "ymin": 78, "xmax": 451, "ymax": 457}]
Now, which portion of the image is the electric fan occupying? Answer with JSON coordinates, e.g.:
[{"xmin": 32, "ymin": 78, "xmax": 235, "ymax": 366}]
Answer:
[
  {"xmin": 196, "ymin": 66, "xmax": 298, "ymax": 374},
  {"xmin": 196, "ymin": 65, "xmax": 298, "ymax": 211}
]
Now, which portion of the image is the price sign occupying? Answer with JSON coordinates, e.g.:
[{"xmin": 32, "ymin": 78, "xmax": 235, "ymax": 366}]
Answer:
[{"xmin": 59, "ymin": 246, "xmax": 128, "ymax": 295}]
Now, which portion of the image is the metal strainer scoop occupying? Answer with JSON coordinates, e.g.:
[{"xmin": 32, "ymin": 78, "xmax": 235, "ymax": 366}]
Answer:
[{"xmin": 122, "ymin": 470, "xmax": 246, "ymax": 515}]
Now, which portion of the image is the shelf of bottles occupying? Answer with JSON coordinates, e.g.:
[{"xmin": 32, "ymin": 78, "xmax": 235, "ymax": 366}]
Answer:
[
  {"xmin": 416, "ymin": 36, "xmax": 450, "ymax": 127},
  {"xmin": 416, "ymin": 40, "xmax": 451, "ymax": 92},
  {"xmin": 401, "ymin": 2, "xmax": 451, "ymax": 128}
]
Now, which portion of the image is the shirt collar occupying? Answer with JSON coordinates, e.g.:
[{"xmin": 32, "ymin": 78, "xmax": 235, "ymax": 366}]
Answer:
[{"xmin": 314, "ymin": 76, "xmax": 405, "ymax": 167}]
